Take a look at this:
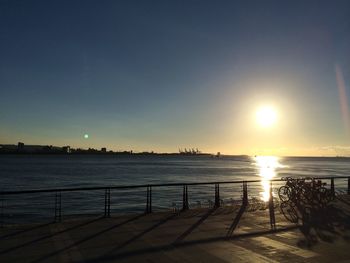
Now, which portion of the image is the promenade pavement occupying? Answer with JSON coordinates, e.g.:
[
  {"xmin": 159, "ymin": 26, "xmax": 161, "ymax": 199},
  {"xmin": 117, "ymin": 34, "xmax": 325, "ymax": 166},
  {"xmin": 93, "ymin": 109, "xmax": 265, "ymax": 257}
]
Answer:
[{"xmin": 1, "ymin": 196, "xmax": 350, "ymax": 263}]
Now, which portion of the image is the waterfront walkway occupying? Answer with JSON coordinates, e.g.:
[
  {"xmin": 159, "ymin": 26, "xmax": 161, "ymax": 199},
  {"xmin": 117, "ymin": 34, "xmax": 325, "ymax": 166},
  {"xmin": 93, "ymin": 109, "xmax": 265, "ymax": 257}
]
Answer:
[{"xmin": 1, "ymin": 196, "xmax": 350, "ymax": 263}]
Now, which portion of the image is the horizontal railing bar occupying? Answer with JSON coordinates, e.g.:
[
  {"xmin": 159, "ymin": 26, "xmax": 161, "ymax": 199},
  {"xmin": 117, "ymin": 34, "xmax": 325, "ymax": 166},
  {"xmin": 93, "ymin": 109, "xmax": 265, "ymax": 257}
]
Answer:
[{"xmin": 0, "ymin": 176, "xmax": 349, "ymax": 196}]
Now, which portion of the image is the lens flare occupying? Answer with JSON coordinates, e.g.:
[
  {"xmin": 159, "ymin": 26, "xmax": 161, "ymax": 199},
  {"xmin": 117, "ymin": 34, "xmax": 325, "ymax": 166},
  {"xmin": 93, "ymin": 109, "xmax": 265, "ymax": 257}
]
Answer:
[{"xmin": 335, "ymin": 64, "xmax": 350, "ymax": 138}]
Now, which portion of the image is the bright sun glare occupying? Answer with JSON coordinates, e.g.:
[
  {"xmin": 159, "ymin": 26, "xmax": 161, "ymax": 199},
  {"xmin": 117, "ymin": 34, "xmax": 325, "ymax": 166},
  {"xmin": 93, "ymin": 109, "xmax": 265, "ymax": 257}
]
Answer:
[
  {"xmin": 256, "ymin": 106, "xmax": 277, "ymax": 128},
  {"xmin": 255, "ymin": 156, "xmax": 285, "ymax": 201}
]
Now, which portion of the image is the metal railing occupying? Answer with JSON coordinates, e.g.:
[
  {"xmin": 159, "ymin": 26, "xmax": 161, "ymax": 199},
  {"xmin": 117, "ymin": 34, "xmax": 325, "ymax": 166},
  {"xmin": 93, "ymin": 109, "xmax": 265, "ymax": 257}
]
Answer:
[{"xmin": 0, "ymin": 176, "xmax": 349, "ymax": 227}]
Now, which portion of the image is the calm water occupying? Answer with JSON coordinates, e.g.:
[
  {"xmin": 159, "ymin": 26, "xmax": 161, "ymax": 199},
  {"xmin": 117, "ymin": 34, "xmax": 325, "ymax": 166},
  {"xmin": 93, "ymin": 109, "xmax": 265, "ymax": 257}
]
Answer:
[{"xmin": 0, "ymin": 155, "xmax": 349, "ymax": 223}]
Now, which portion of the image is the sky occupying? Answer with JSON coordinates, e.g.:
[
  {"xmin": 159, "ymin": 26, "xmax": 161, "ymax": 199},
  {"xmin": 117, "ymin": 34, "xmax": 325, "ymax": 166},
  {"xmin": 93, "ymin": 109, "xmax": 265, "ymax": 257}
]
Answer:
[{"xmin": 1, "ymin": 0, "xmax": 350, "ymax": 156}]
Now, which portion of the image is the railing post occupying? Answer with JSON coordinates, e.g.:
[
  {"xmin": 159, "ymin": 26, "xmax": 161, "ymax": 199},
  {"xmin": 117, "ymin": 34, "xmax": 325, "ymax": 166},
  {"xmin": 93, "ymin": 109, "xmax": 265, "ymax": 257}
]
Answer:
[
  {"xmin": 0, "ymin": 196, "xmax": 4, "ymax": 228},
  {"xmin": 145, "ymin": 186, "xmax": 152, "ymax": 214},
  {"xmin": 214, "ymin": 184, "xmax": 220, "ymax": 207},
  {"xmin": 108, "ymin": 188, "xmax": 111, "ymax": 217},
  {"xmin": 54, "ymin": 191, "xmax": 62, "ymax": 222},
  {"xmin": 104, "ymin": 188, "xmax": 111, "ymax": 217},
  {"xmin": 348, "ymin": 177, "xmax": 350, "ymax": 195},
  {"xmin": 182, "ymin": 185, "xmax": 189, "ymax": 210},
  {"xmin": 104, "ymin": 188, "xmax": 107, "ymax": 217},
  {"xmin": 330, "ymin": 178, "xmax": 335, "ymax": 197},
  {"xmin": 242, "ymin": 181, "xmax": 248, "ymax": 206},
  {"xmin": 146, "ymin": 186, "xmax": 149, "ymax": 213},
  {"xmin": 269, "ymin": 181, "xmax": 276, "ymax": 230},
  {"xmin": 149, "ymin": 186, "xmax": 152, "ymax": 213}
]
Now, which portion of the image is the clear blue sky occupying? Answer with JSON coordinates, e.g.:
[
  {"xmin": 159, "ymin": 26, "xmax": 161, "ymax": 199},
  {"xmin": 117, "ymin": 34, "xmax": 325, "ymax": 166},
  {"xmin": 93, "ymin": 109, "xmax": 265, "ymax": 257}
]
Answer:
[{"xmin": 1, "ymin": 0, "xmax": 350, "ymax": 155}]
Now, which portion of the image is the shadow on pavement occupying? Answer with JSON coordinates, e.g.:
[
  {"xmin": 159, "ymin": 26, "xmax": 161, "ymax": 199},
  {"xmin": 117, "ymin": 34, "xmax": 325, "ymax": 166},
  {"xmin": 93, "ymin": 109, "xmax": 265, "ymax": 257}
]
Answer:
[
  {"xmin": 0, "ymin": 222, "xmax": 52, "ymax": 240},
  {"xmin": 0, "ymin": 217, "xmax": 103, "ymax": 255},
  {"xmin": 83, "ymin": 225, "xmax": 297, "ymax": 263},
  {"xmin": 31, "ymin": 214, "xmax": 146, "ymax": 263},
  {"xmin": 226, "ymin": 204, "xmax": 247, "ymax": 237},
  {"xmin": 297, "ymin": 203, "xmax": 350, "ymax": 248},
  {"xmin": 173, "ymin": 207, "xmax": 218, "ymax": 244}
]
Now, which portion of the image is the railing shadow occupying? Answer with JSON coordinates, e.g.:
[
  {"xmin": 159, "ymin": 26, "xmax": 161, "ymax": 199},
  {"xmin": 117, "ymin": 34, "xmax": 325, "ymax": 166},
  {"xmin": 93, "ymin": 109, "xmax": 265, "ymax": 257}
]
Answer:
[
  {"xmin": 173, "ymin": 207, "xmax": 218, "ymax": 244},
  {"xmin": 83, "ymin": 225, "xmax": 297, "ymax": 263},
  {"xmin": 31, "ymin": 214, "xmax": 146, "ymax": 263},
  {"xmin": 0, "ymin": 222, "xmax": 52, "ymax": 240},
  {"xmin": 113, "ymin": 213, "xmax": 178, "ymax": 251},
  {"xmin": 226, "ymin": 203, "xmax": 247, "ymax": 237},
  {"xmin": 0, "ymin": 216, "xmax": 104, "ymax": 255},
  {"xmin": 44, "ymin": 212, "xmax": 179, "ymax": 263}
]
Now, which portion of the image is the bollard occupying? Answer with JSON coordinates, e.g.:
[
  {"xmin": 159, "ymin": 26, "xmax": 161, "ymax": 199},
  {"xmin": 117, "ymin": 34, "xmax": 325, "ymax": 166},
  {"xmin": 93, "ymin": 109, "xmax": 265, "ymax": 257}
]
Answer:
[
  {"xmin": 54, "ymin": 191, "xmax": 62, "ymax": 222},
  {"xmin": 182, "ymin": 185, "xmax": 189, "ymax": 210},
  {"xmin": 348, "ymin": 177, "xmax": 350, "ymax": 195},
  {"xmin": 214, "ymin": 184, "xmax": 220, "ymax": 207}
]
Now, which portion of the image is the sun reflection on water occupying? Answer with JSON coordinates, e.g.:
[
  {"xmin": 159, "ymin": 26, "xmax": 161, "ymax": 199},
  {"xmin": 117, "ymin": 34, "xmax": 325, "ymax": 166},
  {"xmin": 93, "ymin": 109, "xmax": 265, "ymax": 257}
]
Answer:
[{"xmin": 254, "ymin": 156, "xmax": 285, "ymax": 201}]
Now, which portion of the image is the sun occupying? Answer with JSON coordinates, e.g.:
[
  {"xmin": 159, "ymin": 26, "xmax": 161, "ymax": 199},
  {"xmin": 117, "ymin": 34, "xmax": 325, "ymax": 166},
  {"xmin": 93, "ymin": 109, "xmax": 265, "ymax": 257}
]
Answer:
[{"xmin": 256, "ymin": 106, "xmax": 277, "ymax": 128}]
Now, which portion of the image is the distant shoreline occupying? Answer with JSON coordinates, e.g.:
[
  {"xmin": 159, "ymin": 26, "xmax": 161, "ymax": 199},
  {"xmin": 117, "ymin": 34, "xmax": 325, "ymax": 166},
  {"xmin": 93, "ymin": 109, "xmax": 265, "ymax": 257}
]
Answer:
[
  {"xmin": 0, "ymin": 143, "xmax": 218, "ymax": 156},
  {"xmin": 0, "ymin": 151, "xmax": 213, "ymax": 156},
  {"xmin": 0, "ymin": 152, "xmax": 349, "ymax": 159}
]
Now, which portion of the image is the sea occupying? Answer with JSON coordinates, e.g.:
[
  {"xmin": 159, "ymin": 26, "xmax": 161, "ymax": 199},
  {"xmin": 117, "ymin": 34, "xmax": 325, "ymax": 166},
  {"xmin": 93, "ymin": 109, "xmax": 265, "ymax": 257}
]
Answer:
[{"xmin": 0, "ymin": 154, "xmax": 349, "ymax": 224}]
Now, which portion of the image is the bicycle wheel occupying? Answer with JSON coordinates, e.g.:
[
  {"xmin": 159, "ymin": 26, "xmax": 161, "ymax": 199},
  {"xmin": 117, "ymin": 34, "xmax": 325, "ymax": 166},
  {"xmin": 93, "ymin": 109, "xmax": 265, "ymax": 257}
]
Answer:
[
  {"xmin": 278, "ymin": 186, "xmax": 291, "ymax": 202},
  {"xmin": 300, "ymin": 205, "xmax": 312, "ymax": 224},
  {"xmin": 280, "ymin": 201, "xmax": 298, "ymax": 223},
  {"xmin": 319, "ymin": 187, "xmax": 334, "ymax": 205}
]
